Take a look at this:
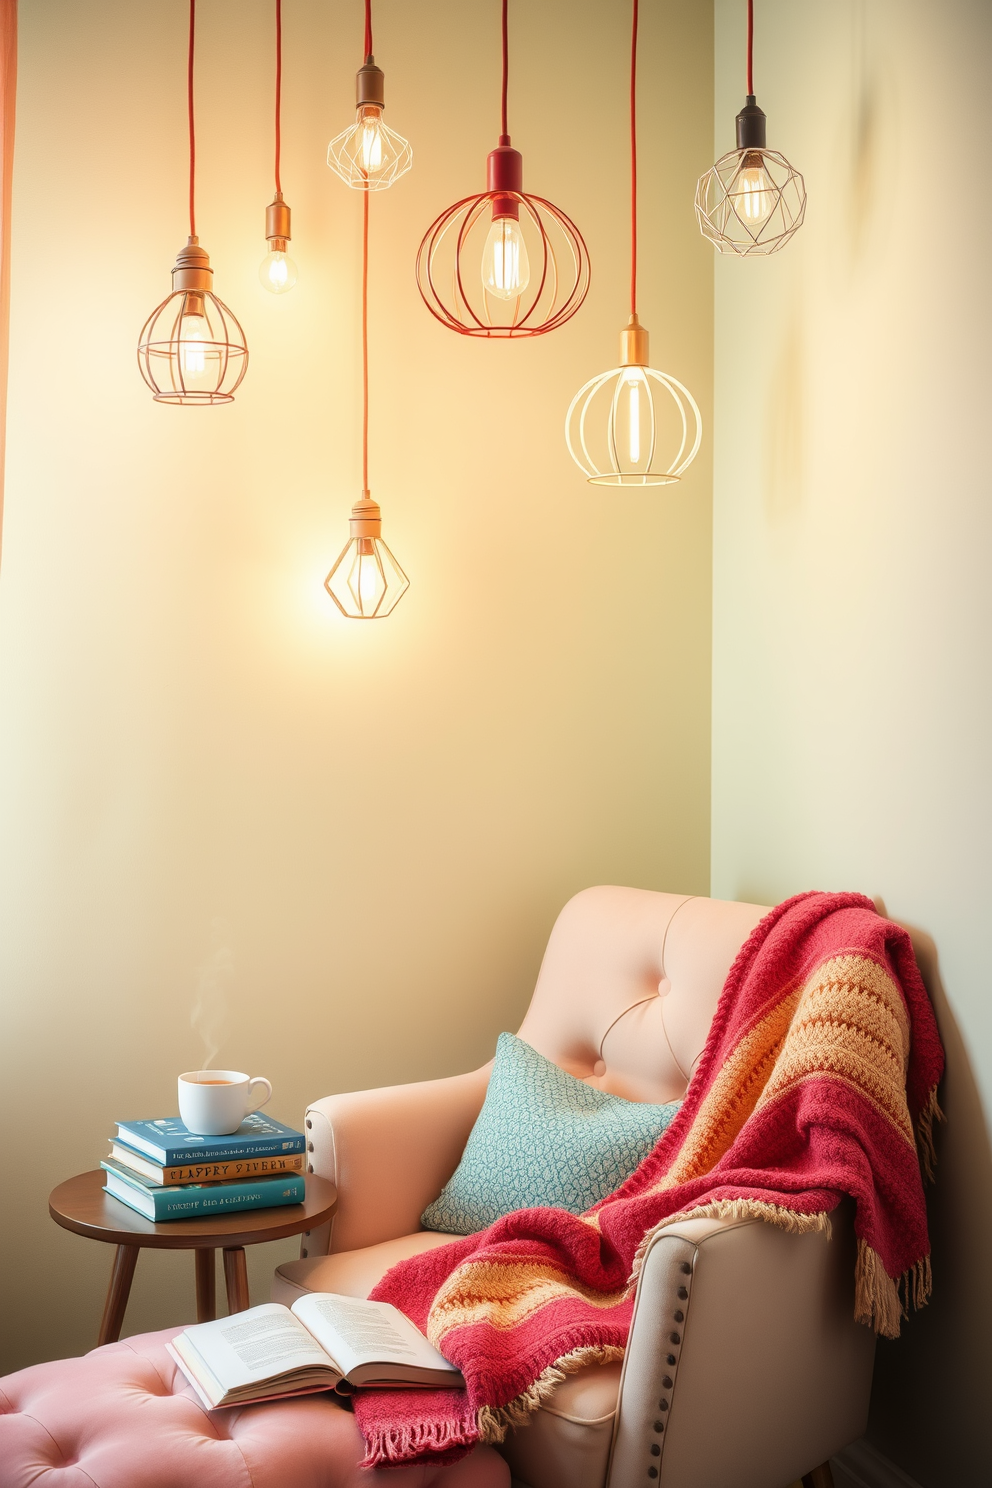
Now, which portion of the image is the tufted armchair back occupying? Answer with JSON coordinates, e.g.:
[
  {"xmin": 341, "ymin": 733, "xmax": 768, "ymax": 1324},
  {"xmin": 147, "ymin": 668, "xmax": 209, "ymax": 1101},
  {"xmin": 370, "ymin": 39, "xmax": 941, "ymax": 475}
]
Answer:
[{"xmin": 517, "ymin": 887, "xmax": 769, "ymax": 1105}]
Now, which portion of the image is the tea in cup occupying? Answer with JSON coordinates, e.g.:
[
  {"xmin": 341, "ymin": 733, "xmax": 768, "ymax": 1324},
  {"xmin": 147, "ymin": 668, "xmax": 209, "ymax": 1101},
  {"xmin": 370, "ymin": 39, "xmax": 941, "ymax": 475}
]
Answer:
[{"xmin": 178, "ymin": 1069, "xmax": 273, "ymax": 1136}]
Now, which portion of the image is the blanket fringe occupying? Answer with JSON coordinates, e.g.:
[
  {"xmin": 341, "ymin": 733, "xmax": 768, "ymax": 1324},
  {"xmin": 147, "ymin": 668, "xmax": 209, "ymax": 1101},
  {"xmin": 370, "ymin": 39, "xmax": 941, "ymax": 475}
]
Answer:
[
  {"xmin": 475, "ymin": 1345, "xmax": 625, "ymax": 1445},
  {"xmin": 629, "ymin": 1199, "xmax": 833, "ymax": 1287},
  {"xmin": 915, "ymin": 1086, "xmax": 944, "ymax": 1182},
  {"xmin": 360, "ymin": 1412, "xmax": 477, "ymax": 1467},
  {"xmin": 854, "ymin": 1240, "xmax": 931, "ymax": 1339}
]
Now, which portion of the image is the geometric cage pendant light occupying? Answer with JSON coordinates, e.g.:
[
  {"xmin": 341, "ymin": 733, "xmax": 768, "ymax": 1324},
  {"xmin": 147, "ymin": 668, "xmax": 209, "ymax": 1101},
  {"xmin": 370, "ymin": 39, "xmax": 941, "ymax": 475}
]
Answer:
[
  {"xmin": 694, "ymin": 0, "xmax": 806, "ymax": 257},
  {"xmin": 327, "ymin": 0, "xmax": 412, "ymax": 192},
  {"xmin": 137, "ymin": 0, "xmax": 248, "ymax": 404},
  {"xmin": 324, "ymin": 193, "xmax": 409, "ymax": 619},
  {"xmin": 565, "ymin": 0, "xmax": 700, "ymax": 486}
]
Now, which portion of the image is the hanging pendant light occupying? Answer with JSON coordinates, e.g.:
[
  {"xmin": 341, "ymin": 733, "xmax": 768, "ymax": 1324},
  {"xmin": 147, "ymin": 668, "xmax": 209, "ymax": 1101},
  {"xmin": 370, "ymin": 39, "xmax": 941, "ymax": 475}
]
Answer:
[
  {"xmin": 260, "ymin": 0, "xmax": 298, "ymax": 293},
  {"xmin": 327, "ymin": 0, "xmax": 412, "ymax": 191},
  {"xmin": 416, "ymin": 0, "xmax": 590, "ymax": 338},
  {"xmin": 325, "ymin": 194, "xmax": 409, "ymax": 619},
  {"xmin": 695, "ymin": 0, "xmax": 805, "ymax": 256},
  {"xmin": 565, "ymin": 0, "xmax": 700, "ymax": 486},
  {"xmin": 137, "ymin": 0, "xmax": 248, "ymax": 404}
]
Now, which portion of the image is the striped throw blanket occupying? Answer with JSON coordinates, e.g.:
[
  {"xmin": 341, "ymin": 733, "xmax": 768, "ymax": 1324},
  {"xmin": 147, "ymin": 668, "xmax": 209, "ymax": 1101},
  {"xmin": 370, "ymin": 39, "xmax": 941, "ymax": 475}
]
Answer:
[{"xmin": 354, "ymin": 892, "xmax": 944, "ymax": 1468}]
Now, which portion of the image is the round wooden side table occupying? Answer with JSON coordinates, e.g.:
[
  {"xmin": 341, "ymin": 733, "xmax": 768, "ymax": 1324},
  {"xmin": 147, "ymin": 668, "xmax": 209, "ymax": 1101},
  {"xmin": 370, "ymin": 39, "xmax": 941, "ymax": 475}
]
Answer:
[{"xmin": 49, "ymin": 1170, "xmax": 337, "ymax": 1346}]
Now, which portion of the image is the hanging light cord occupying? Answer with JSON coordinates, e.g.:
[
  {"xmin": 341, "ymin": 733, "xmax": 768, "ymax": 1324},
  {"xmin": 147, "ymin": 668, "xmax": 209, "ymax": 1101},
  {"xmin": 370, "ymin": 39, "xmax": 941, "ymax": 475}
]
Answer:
[
  {"xmin": 274, "ymin": 0, "xmax": 282, "ymax": 193},
  {"xmin": 630, "ymin": 0, "xmax": 638, "ymax": 318},
  {"xmin": 500, "ymin": 0, "xmax": 509, "ymax": 137},
  {"xmin": 362, "ymin": 193, "xmax": 369, "ymax": 491},
  {"xmin": 364, "ymin": 0, "xmax": 373, "ymax": 63},
  {"xmin": 187, "ymin": 0, "xmax": 196, "ymax": 238},
  {"xmin": 747, "ymin": 0, "xmax": 754, "ymax": 95}
]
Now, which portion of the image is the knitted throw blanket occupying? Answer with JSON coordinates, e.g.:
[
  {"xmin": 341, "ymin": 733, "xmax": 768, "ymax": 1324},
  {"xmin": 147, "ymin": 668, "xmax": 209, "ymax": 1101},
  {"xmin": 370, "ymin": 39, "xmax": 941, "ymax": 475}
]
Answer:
[{"xmin": 353, "ymin": 892, "xmax": 944, "ymax": 1469}]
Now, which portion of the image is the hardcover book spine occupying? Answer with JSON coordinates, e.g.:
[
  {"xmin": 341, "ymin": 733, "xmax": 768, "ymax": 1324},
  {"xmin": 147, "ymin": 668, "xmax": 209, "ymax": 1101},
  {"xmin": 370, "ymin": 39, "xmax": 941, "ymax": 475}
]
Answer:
[
  {"xmin": 113, "ymin": 1147, "xmax": 306, "ymax": 1186},
  {"xmin": 151, "ymin": 1175, "xmax": 306, "ymax": 1221},
  {"xmin": 122, "ymin": 1133, "xmax": 306, "ymax": 1164}
]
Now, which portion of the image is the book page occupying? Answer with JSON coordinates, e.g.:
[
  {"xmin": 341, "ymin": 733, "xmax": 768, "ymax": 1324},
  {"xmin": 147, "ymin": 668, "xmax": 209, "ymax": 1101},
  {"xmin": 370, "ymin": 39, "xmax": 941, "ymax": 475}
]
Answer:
[
  {"xmin": 291, "ymin": 1293, "xmax": 459, "ymax": 1380},
  {"xmin": 182, "ymin": 1303, "xmax": 337, "ymax": 1389}
]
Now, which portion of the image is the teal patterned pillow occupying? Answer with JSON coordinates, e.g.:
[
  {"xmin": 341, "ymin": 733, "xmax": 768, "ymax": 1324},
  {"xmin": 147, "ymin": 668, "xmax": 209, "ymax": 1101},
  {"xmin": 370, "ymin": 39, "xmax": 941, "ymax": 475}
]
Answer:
[{"xmin": 421, "ymin": 1033, "xmax": 681, "ymax": 1236}]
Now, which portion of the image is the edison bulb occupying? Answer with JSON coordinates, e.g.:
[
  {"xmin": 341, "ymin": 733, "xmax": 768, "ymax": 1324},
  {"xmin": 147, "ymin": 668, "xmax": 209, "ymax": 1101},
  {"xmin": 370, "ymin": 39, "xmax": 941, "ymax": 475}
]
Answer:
[
  {"xmin": 179, "ymin": 311, "xmax": 210, "ymax": 378},
  {"xmin": 732, "ymin": 151, "xmax": 774, "ymax": 224},
  {"xmin": 615, "ymin": 367, "xmax": 653, "ymax": 472},
  {"xmin": 259, "ymin": 249, "xmax": 298, "ymax": 294},
  {"xmin": 482, "ymin": 215, "xmax": 530, "ymax": 301},
  {"xmin": 357, "ymin": 105, "xmax": 385, "ymax": 173},
  {"xmin": 350, "ymin": 540, "xmax": 387, "ymax": 614}
]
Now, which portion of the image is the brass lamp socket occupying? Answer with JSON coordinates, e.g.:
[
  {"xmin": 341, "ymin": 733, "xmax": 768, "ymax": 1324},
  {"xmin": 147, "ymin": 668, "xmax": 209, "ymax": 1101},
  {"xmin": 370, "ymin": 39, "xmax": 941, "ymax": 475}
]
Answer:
[
  {"xmin": 736, "ymin": 95, "xmax": 767, "ymax": 151},
  {"xmin": 357, "ymin": 56, "xmax": 385, "ymax": 109},
  {"xmin": 171, "ymin": 236, "xmax": 213, "ymax": 293},
  {"xmin": 349, "ymin": 493, "xmax": 382, "ymax": 539},
  {"xmin": 265, "ymin": 192, "xmax": 292, "ymax": 250},
  {"xmin": 619, "ymin": 314, "xmax": 649, "ymax": 368},
  {"xmin": 488, "ymin": 135, "xmax": 523, "ymax": 221}
]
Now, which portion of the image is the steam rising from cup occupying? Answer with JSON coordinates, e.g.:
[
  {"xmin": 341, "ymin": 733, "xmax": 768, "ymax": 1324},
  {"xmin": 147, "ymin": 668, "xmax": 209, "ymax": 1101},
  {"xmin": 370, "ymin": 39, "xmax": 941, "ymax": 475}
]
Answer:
[{"xmin": 190, "ymin": 920, "xmax": 234, "ymax": 1071}]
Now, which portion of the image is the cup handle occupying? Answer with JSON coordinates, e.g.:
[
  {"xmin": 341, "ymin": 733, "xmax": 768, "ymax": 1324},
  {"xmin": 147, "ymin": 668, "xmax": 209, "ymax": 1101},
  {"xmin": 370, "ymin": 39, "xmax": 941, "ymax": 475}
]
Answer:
[{"xmin": 246, "ymin": 1077, "xmax": 273, "ymax": 1114}]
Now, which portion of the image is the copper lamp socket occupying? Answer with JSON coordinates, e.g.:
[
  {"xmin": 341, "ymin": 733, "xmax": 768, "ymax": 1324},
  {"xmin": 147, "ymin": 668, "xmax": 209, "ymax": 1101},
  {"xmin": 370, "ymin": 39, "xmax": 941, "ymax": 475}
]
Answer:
[
  {"xmin": 620, "ymin": 314, "xmax": 649, "ymax": 367},
  {"xmin": 357, "ymin": 57, "xmax": 385, "ymax": 109},
  {"xmin": 265, "ymin": 192, "xmax": 292, "ymax": 250},
  {"xmin": 349, "ymin": 494, "xmax": 383, "ymax": 539},
  {"xmin": 171, "ymin": 236, "xmax": 213, "ymax": 293}
]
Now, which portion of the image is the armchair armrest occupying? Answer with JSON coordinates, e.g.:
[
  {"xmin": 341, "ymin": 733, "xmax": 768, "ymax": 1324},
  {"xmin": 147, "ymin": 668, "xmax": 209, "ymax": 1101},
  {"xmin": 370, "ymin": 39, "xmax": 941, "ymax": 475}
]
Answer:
[
  {"xmin": 608, "ymin": 1205, "xmax": 876, "ymax": 1488},
  {"xmin": 302, "ymin": 1065, "xmax": 491, "ymax": 1256}
]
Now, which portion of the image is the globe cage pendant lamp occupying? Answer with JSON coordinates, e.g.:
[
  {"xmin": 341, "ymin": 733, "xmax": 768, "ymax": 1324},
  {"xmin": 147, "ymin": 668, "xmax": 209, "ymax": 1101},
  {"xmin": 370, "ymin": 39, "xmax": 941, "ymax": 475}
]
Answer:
[
  {"xmin": 260, "ymin": 0, "xmax": 298, "ymax": 292},
  {"xmin": 565, "ymin": 0, "xmax": 700, "ymax": 486},
  {"xmin": 415, "ymin": 0, "xmax": 590, "ymax": 338},
  {"xmin": 694, "ymin": 0, "xmax": 806, "ymax": 256},
  {"xmin": 137, "ymin": 1, "xmax": 248, "ymax": 404},
  {"xmin": 327, "ymin": 0, "xmax": 412, "ymax": 191},
  {"xmin": 325, "ymin": 194, "xmax": 409, "ymax": 619}
]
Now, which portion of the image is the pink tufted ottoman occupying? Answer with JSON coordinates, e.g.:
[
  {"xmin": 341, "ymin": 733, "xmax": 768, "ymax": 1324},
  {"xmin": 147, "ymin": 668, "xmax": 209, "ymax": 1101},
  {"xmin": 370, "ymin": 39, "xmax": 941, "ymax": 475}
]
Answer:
[{"xmin": 0, "ymin": 1327, "xmax": 509, "ymax": 1488}]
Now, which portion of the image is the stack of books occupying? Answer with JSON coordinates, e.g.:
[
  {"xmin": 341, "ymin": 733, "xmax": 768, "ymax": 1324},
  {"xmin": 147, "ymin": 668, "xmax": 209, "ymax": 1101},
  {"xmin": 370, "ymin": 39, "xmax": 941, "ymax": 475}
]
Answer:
[{"xmin": 101, "ymin": 1114, "xmax": 307, "ymax": 1222}]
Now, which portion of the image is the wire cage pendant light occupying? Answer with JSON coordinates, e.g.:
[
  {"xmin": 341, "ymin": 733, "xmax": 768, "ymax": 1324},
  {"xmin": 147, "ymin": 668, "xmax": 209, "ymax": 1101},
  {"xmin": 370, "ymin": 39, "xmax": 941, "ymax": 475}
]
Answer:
[
  {"xmin": 137, "ymin": 1, "xmax": 247, "ymax": 404},
  {"xmin": 327, "ymin": 0, "xmax": 412, "ymax": 192},
  {"xmin": 415, "ymin": 0, "xmax": 589, "ymax": 338},
  {"xmin": 695, "ymin": 0, "xmax": 805, "ymax": 256},
  {"xmin": 325, "ymin": 195, "xmax": 409, "ymax": 620},
  {"xmin": 565, "ymin": 0, "xmax": 700, "ymax": 486},
  {"xmin": 260, "ymin": 0, "xmax": 298, "ymax": 292}
]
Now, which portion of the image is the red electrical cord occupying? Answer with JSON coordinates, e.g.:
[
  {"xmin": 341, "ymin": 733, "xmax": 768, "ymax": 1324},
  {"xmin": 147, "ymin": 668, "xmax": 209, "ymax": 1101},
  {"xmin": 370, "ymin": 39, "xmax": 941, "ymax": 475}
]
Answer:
[
  {"xmin": 630, "ymin": 0, "xmax": 638, "ymax": 318},
  {"xmin": 362, "ymin": 192, "xmax": 369, "ymax": 492},
  {"xmin": 187, "ymin": 0, "xmax": 196, "ymax": 238},
  {"xmin": 274, "ymin": 0, "xmax": 282, "ymax": 193},
  {"xmin": 500, "ymin": 0, "xmax": 509, "ymax": 137},
  {"xmin": 364, "ymin": 0, "xmax": 373, "ymax": 62},
  {"xmin": 747, "ymin": 0, "xmax": 754, "ymax": 95}
]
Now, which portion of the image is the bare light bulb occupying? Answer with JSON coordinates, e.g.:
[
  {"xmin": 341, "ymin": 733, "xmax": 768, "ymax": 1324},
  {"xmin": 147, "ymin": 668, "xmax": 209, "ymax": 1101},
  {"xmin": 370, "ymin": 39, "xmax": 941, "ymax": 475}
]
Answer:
[
  {"xmin": 732, "ymin": 150, "xmax": 774, "ymax": 225},
  {"xmin": 179, "ymin": 311, "xmax": 210, "ymax": 378},
  {"xmin": 482, "ymin": 215, "xmax": 530, "ymax": 301},
  {"xmin": 259, "ymin": 249, "xmax": 298, "ymax": 294},
  {"xmin": 352, "ymin": 539, "xmax": 386, "ymax": 613},
  {"xmin": 357, "ymin": 105, "xmax": 385, "ymax": 173}
]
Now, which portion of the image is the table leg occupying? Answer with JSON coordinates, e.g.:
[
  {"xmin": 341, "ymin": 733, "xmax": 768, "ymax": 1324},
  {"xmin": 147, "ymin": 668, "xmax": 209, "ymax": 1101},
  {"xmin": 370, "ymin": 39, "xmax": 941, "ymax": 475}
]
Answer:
[
  {"xmin": 223, "ymin": 1247, "xmax": 250, "ymax": 1314},
  {"xmin": 98, "ymin": 1244, "xmax": 139, "ymax": 1346},
  {"xmin": 195, "ymin": 1249, "xmax": 216, "ymax": 1322}
]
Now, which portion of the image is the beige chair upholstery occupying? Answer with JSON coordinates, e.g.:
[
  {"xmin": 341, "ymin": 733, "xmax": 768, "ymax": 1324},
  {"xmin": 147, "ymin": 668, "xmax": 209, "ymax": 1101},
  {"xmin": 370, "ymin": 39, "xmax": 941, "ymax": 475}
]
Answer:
[{"xmin": 274, "ymin": 888, "xmax": 876, "ymax": 1488}]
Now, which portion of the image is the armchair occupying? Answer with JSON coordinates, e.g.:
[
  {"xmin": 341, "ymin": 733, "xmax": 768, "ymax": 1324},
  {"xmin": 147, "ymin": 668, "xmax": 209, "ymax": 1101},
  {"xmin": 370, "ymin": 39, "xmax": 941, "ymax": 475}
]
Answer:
[{"xmin": 272, "ymin": 888, "xmax": 876, "ymax": 1488}]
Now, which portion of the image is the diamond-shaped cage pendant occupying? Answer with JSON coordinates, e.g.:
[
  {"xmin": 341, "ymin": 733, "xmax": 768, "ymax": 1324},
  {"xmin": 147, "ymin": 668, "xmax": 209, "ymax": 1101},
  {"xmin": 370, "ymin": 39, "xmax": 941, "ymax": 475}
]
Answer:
[{"xmin": 696, "ymin": 96, "xmax": 805, "ymax": 257}]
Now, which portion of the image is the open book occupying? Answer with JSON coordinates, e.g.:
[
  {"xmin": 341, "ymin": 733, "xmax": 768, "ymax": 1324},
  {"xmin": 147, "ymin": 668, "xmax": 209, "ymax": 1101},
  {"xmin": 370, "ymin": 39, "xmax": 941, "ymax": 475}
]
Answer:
[{"xmin": 167, "ymin": 1294, "xmax": 463, "ymax": 1409}]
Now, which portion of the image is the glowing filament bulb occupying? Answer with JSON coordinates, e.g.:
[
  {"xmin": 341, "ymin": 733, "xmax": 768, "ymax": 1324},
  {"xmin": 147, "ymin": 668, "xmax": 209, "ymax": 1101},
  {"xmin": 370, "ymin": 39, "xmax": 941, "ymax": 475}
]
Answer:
[
  {"xmin": 627, "ymin": 377, "xmax": 641, "ymax": 464},
  {"xmin": 482, "ymin": 215, "xmax": 530, "ymax": 301},
  {"xmin": 259, "ymin": 249, "xmax": 298, "ymax": 294},
  {"xmin": 358, "ymin": 106, "xmax": 385, "ymax": 172},
  {"xmin": 734, "ymin": 151, "xmax": 774, "ymax": 224},
  {"xmin": 179, "ymin": 311, "xmax": 210, "ymax": 377},
  {"xmin": 352, "ymin": 540, "xmax": 386, "ymax": 614}
]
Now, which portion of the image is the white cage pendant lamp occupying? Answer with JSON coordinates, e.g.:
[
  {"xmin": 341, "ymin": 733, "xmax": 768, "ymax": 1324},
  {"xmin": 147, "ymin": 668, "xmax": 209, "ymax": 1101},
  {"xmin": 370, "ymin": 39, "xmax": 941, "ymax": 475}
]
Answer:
[
  {"xmin": 327, "ymin": 0, "xmax": 412, "ymax": 192},
  {"xmin": 695, "ymin": 0, "xmax": 805, "ymax": 256},
  {"xmin": 565, "ymin": 0, "xmax": 700, "ymax": 487}
]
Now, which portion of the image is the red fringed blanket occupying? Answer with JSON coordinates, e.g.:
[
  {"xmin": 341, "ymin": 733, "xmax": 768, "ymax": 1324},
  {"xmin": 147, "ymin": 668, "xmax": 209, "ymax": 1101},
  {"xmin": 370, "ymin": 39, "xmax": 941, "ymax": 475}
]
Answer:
[{"xmin": 353, "ymin": 892, "xmax": 944, "ymax": 1469}]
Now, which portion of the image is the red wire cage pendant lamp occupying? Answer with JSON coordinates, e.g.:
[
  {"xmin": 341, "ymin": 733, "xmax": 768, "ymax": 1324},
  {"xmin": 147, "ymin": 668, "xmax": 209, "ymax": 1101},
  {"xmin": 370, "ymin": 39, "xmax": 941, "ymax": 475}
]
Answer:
[
  {"xmin": 324, "ymin": 194, "xmax": 409, "ymax": 619},
  {"xmin": 137, "ymin": 1, "xmax": 248, "ymax": 404},
  {"xmin": 327, "ymin": 0, "xmax": 412, "ymax": 192},
  {"xmin": 695, "ymin": 0, "xmax": 806, "ymax": 256},
  {"xmin": 565, "ymin": 0, "xmax": 700, "ymax": 486},
  {"xmin": 416, "ymin": 0, "xmax": 590, "ymax": 338},
  {"xmin": 260, "ymin": 0, "xmax": 298, "ymax": 293}
]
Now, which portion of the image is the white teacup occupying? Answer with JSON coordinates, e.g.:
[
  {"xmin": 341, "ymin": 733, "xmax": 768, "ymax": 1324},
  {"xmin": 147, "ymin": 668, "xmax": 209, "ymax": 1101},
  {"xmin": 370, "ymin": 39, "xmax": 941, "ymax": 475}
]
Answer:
[{"xmin": 178, "ymin": 1070, "xmax": 273, "ymax": 1137}]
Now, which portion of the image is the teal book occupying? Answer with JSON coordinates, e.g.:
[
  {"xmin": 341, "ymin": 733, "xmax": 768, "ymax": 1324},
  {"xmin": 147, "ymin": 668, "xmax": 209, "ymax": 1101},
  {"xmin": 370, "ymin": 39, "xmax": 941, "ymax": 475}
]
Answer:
[
  {"xmin": 101, "ymin": 1157, "xmax": 306, "ymax": 1222},
  {"xmin": 115, "ymin": 1114, "xmax": 305, "ymax": 1165}
]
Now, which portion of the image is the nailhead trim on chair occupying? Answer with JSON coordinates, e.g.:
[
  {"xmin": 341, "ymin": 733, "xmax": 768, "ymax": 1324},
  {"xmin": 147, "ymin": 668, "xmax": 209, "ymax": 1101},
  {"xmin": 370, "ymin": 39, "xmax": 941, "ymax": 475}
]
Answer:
[{"xmin": 646, "ymin": 1255, "xmax": 694, "ymax": 1482}]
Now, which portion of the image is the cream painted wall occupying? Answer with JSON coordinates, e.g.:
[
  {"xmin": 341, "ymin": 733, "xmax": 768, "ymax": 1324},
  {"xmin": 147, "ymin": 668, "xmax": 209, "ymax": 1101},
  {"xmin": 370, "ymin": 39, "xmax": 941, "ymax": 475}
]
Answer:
[
  {"xmin": 711, "ymin": 1, "xmax": 991, "ymax": 1482},
  {"xmin": 0, "ymin": 1, "xmax": 713, "ymax": 1371}
]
